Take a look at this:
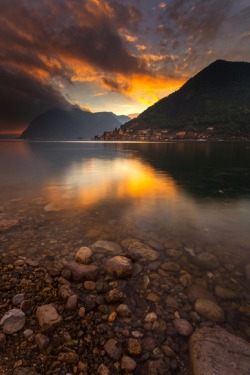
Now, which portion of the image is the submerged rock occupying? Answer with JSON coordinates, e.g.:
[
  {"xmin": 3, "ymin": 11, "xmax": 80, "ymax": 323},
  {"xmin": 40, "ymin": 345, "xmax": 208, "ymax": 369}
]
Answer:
[
  {"xmin": 173, "ymin": 318, "xmax": 193, "ymax": 336},
  {"xmin": 215, "ymin": 285, "xmax": 238, "ymax": 300},
  {"xmin": 36, "ymin": 304, "xmax": 62, "ymax": 332},
  {"xmin": 90, "ymin": 240, "xmax": 123, "ymax": 254},
  {"xmin": 104, "ymin": 338, "xmax": 122, "ymax": 360},
  {"xmin": 63, "ymin": 261, "xmax": 99, "ymax": 282},
  {"xmin": 189, "ymin": 327, "xmax": 250, "ymax": 375},
  {"xmin": 194, "ymin": 299, "xmax": 224, "ymax": 323},
  {"xmin": 194, "ymin": 252, "xmax": 219, "ymax": 270},
  {"xmin": 0, "ymin": 219, "xmax": 19, "ymax": 232},
  {"xmin": 75, "ymin": 247, "xmax": 93, "ymax": 264},
  {"xmin": 104, "ymin": 256, "xmax": 132, "ymax": 278},
  {"xmin": 127, "ymin": 241, "xmax": 159, "ymax": 261}
]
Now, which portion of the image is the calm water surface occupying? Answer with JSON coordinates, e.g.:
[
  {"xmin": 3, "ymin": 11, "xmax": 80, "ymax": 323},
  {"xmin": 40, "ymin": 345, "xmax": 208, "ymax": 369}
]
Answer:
[{"xmin": 0, "ymin": 140, "xmax": 250, "ymax": 259}]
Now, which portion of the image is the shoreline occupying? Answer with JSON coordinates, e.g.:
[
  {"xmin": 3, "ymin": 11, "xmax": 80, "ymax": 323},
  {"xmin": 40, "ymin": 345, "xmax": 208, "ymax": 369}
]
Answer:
[{"xmin": 1, "ymin": 236, "xmax": 250, "ymax": 375}]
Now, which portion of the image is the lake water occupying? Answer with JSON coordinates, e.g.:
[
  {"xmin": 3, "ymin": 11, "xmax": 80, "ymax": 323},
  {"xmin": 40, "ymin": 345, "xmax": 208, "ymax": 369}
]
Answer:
[
  {"xmin": 1, "ymin": 140, "xmax": 250, "ymax": 258},
  {"xmin": 1, "ymin": 140, "xmax": 250, "ymax": 372}
]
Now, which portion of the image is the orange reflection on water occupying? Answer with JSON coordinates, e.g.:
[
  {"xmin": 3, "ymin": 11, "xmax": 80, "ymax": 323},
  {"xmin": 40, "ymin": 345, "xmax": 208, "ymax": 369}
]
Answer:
[{"xmin": 43, "ymin": 157, "xmax": 178, "ymax": 209}]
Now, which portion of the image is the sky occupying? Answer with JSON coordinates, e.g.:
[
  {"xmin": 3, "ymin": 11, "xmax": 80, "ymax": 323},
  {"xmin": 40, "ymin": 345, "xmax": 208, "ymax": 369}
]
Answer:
[{"xmin": 0, "ymin": 0, "xmax": 250, "ymax": 133}]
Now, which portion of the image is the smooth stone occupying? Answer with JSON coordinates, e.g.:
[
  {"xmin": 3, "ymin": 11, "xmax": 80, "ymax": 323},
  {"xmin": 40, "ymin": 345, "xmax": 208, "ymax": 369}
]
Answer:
[
  {"xmin": 23, "ymin": 329, "xmax": 34, "ymax": 338},
  {"xmin": 84, "ymin": 281, "xmax": 96, "ymax": 290},
  {"xmin": 194, "ymin": 252, "xmax": 219, "ymax": 270},
  {"xmin": 146, "ymin": 360, "xmax": 167, "ymax": 375},
  {"xmin": 35, "ymin": 333, "xmax": 50, "ymax": 350},
  {"xmin": 121, "ymin": 355, "xmax": 137, "ymax": 371},
  {"xmin": 65, "ymin": 295, "xmax": 78, "ymax": 310},
  {"xmin": 145, "ymin": 312, "xmax": 157, "ymax": 323},
  {"xmin": 90, "ymin": 240, "xmax": 123, "ymax": 254},
  {"xmin": 187, "ymin": 285, "xmax": 215, "ymax": 303},
  {"xmin": 194, "ymin": 299, "xmax": 224, "ymax": 323},
  {"xmin": 127, "ymin": 241, "xmax": 159, "ymax": 261},
  {"xmin": 104, "ymin": 338, "xmax": 122, "ymax": 360},
  {"xmin": 189, "ymin": 327, "xmax": 250, "ymax": 375},
  {"xmin": 161, "ymin": 261, "xmax": 180, "ymax": 272},
  {"xmin": 75, "ymin": 247, "xmax": 93, "ymax": 264},
  {"xmin": 215, "ymin": 286, "xmax": 238, "ymax": 300},
  {"xmin": 117, "ymin": 304, "xmax": 131, "ymax": 317},
  {"xmin": 58, "ymin": 285, "xmax": 74, "ymax": 299},
  {"xmin": 245, "ymin": 264, "xmax": 250, "ymax": 282},
  {"xmin": 97, "ymin": 364, "xmax": 110, "ymax": 375},
  {"xmin": 64, "ymin": 261, "xmax": 99, "ymax": 282},
  {"xmin": 0, "ymin": 308, "xmax": 25, "ymax": 334},
  {"xmin": 173, "ymin": 318, "xmax": 193, "ymax": 336},
  {"xmin": 161, "ymin": 345, "xmax": 175, "ymax": 357},
  {"xmin": 13, "ymin": 368, "xmax": 41, "ymax": 375},
  {"xmin": 105, "ymin": 256, "xmax": 132, "ymax": 278},
  {"xmin": 12, "ymin": 293, "xmax": 25, "ymax": 306},
  {"xmin": 36, "ymin": 304, "xmax": 62, "ymax": 332}
]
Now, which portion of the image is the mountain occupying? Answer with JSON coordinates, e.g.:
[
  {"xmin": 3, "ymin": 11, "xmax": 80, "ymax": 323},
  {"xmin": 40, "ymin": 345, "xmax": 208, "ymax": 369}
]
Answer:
[
  {"xmin": 122, "ymin": 60, "xmax": 250, "ymax": 136},
  {"xmin": 20, "ymin": 108, "xmax": 130, "ymax": 140}
]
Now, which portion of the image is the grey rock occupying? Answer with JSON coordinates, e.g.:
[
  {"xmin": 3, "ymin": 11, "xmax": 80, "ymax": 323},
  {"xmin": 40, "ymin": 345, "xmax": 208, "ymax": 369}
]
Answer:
[
  {"xmin": 64, "ymin": 261, "xmax": 99, "ymax": 282},
  {"xmin": 0, "ymin": 308, "xmax": 25, "ymax": 334},
  {"xmin": 75, "ymin": 247, "xmax": 93, "ymax": 264},
  {"xmin": 194, "ymin": 252, "xmax": 219, "ymax": 270},
  {"xmin": 12, "ymin": 293, "xmax": 25, "ymax": 306},
  {"xmin": 127, "ymin": 241, "xmax": 159, "ymax": 261},
  {"xmin": 36, "ymin": 304, "xmax": 62, "ymax": 332},
  {"xmin": 173, "ymin": 318, "xmax": 193, "ymax": 336},
  {"xmin": 189, "ymin": 327, "xmax": 250, "ymax": 375},
  {"xmin": 104, "ymin": 338, "xmax": 122, "ymax": 360},
  {"xmin": 91, "ymin": 240, "xmax": 123, "ymax": 254},
  {"xmin": 105, "ymin": 256, "xmax": 132, "ymax": 278},
  {"xmin": 35, "ymin": 333, "xmax": 50, "ymax": 350},
  {"xmin": 194, "ymin": 299, "xmax": 224, "ymax": 323}
]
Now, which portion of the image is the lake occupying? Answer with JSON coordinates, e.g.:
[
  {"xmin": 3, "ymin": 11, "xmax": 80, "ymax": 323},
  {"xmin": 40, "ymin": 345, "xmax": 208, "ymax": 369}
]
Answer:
[
  {"xmin": 0, "ymin": 140, "xmax": 250, "ymax": 373},
  {"xmin": 1, "ymin": 140, "xmax": 250, "ymax": 257}
]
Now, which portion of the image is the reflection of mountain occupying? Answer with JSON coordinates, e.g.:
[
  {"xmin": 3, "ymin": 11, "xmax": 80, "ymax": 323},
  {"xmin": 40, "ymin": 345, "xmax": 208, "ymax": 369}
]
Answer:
[{"xmin": 20, "ymin": 108, "xmax": 130, "ymax": 140}]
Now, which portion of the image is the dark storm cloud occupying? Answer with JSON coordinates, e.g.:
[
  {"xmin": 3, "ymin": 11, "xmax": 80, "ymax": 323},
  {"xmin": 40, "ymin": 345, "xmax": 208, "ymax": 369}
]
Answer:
[
  {"xmin": 102, "ymin": 77, "xmax": 131, "ymax": 92},
  {"xmin": 0, "ymin": 0, "xmax": 146, "ymax": 131},
  {"xmin": 0, "ymin": 66, "xmax": 69, "ymax": 132}
]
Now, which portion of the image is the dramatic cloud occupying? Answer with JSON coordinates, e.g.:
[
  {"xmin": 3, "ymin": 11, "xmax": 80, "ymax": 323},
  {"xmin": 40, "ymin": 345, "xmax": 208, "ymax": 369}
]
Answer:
[{"xmin": 0, "ymin": 0, "xmax": 249, "ymax": 132}]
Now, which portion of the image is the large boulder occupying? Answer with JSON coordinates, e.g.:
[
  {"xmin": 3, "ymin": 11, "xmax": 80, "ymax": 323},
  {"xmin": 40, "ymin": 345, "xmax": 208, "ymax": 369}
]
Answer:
[
  {"xmin": 104, "ymin": 256, "xmax": 132, "ymax": 278},
  {"xmin": 189, "ymin": 327, "xmax": 250, "ymax": 375}
]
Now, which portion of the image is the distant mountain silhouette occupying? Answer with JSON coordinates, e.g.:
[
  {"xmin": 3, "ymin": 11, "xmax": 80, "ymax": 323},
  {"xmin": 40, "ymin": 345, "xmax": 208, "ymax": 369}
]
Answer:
[
  {"xmin": 122, "ymin": 60, "xmax": 250, "ymax": 136},
  {"xmin": 20, "ymin": 108, "xmax": 130, "ymax": 140}
]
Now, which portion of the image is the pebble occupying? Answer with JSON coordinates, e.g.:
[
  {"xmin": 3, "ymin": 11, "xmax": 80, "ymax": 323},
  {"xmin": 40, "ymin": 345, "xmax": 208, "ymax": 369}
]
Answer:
[
  {"xmin": 121, "ymin": 355, "xmax": 137, "ymax": 371},
  {"xmin": 194, "ymin": 252, "xmax": 219, "ymax": 270},
  {"xmin": 173, "ymin": 318, "xmax": 193, "ymax": 336},
  {"xmin": 91, "ymin": 240, "xmax": 123, "ymax": 254},
  {"xmin": 98, "ymin": 364, "xmax": 110, "ymax": 375},
  {"xmin": 128, "ymin": 338, "xmax": 142, "ymax": 355},
  {"xmin": 127, "ymin": 241, "xmax": 159, "ymax": 261},
  {"xmin": 104, "ymin": 338, "xmax": 122, "ymax": 360},
  {"xmin": 23, "ymin": 329, "xmax": 34, "ymax": 338},
  {"xmin": 12, "ymin": 293, "xmax": 25, "ymax": 306},
  {"xmin": 145, "ymin": 312, "xmax": 157, "ymax": 323},
  {"xmin": 35, "ymin": 333, "xmax": 50, "ymax": 350},
  {"xmin": 117, "ymin": 304, "xmax": 131, "ymax": 317},
  {"xmin": 36, "ymin": 304, "xmax": 62, "ymax": 332},
  {"xmin": 65, "ymin": 294, "xmax": 78, "ymax": 310},
  {"xmin": 161, "ymin": 261, "xmax": 181, "ymax": 272},
  {"xmin": 105, "ymin": 288, "xmax": 124, "ymax": 303},
  {"xmin": 0, "ymin": 308, "xmax": 26, "ymax": 334},
  {"xmin": 75, "ymin": 247, "xmax": 93, "ymax": 264},
  {"xmin": 215, "ymin": 285, "xmax": 238, "ymax": 300},
  {"xmin": 64, "ymin": 261, "xmax": 99, "ymax": 282}
]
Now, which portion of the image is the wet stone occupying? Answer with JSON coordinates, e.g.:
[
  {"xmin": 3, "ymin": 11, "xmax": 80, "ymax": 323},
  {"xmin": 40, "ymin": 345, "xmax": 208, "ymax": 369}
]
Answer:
[
  {"xmin": 105, "ymin": 288, "xmax": 124, "ymax": 303},
  {"xmin": 173, "ymin": 318, "xmax": 193, "ymax": 336},
  {"xmin": 35, "ymin": 333, "xmax": 50, "ymax": 350},
  {"xmin": 161, "ymin": 261, "xmax": 180, "ymax": 272},
  {"xmin": 215, "ymin": 285, "xmax": 238, "ymax": 300},
  {"xmin": 64, "ymin": 261, "xmax": 99, "ymax": 282},
  {"xmin": 65, "ymin": 294, "xmax": 78, "ymax": 310},
  {"xmin": 91, "ymin": 240, "xmax": 123, "ymax": 254},
  {"xmin": 104, "ymin": 338, "xmax": 122, "ymax": 360},
  {"xmin": 145, "ymin": 312, "xmax": 157, "ymax": 323},
  {"xmin": 105, "ymin": 256, "xmax": 133, "ymax": 278},
  {"xmin": 58, "ymin": 351, "xmax": 79, "ymax": 363},
  {"xmin": 128, "ymin": 338, "xmax": 142, "ymax": 355},
  {"xmin": 194, "ymin": 252, "xmax": 219, "ymax": 270},
  {"xmin": 36, "ymin": 304, "xmax": 62, "ymax": 332},
  {"xmin": 58, "ymin": 285, "xmax": 74, "ymax": 299},
  {"xmin": 127, "ymin": 241, "xmax": 159, "ymax": 261},
  {"xmin": 121, "ymin": 355, "xmax": 137, "ymax": 371},
  {"xmin": 0, "ymin": 308, "xmax": 25, "ymax": 334},
  {"xmin": 75, "ymin": 246, "xmax": 93, "ymax": 264},
  {"xmin": 98, "ymin": 364, "xmax": 110, "ymax": 375},
  {"xmin": 12, "ymin": 293, "xmax": 25, "ymax": 306},
  {"xmin": 117, "ymin": 304, "xmax": 131, "ymax": 317},
  {"xmin": 194, "ymin": 299, "xmax": 224, "ymax": 323},
  {"xmin": 187, "ymin": 285, "xmax": 215, "ymax": 303}
]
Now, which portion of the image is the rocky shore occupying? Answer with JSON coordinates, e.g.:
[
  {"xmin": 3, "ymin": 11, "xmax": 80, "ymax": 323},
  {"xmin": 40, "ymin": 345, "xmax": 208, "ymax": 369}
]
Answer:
[{"xmin": 1, "ymin": 235, "xmax": 250, "ymax": 375}]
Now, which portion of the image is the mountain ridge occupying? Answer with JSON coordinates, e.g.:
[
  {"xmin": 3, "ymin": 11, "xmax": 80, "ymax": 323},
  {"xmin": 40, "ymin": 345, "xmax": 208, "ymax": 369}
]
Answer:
[{"xmin": 122, "ymin": 59, "xmax": 250, "ymax": 136}]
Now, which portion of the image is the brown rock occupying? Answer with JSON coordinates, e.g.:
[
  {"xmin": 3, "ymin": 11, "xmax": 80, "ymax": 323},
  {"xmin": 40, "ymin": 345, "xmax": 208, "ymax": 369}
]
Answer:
[
  {"xmin": 104, "ymin": 338, "xmax": 122, "ymax": 360},
  {"xmin": 127, "ymin": 241, "xmax": 159, "ymax": 261},
  {"xmin": 36, "ymin": 304, "xmax": 62, "ymax": 332},
  {"xmin": 189, "ymin": 327, "xmax": 250, "ymax": 375},
  {"xmin": 128, "ymin": 338, "xmax": 142, "ymax": 355},
  {"xmin": 194, "ymin": 252, "xmax": 219, "ymax": 270},
  {"xmin": 194, "ymin": 299, "xmax": 224, "ymax": 323},
  {"xmin": 35, "ymin": 333, "xmax": 50, "ymax": 350},
  {"xmin": 0, "ymin": 308, "xmax": 25, "ymax": 334},
  {"xmin": 75, "ymin": 247, "xmax": 93, "ymax": 264},
  {"xmin": 105, "ymin": 256, "xmax": 132, "ymax": 278},
  {"xmin": 187, "ymin": 285, "xmax": 215, "ymax": 303},
  {"xmin": 121, "ymin": 355, "xmax": 137, "ymax": 371},
  {"xmin": 98, "ymin": 364, "xmax": 110, "ymax": 375},
  {"xmin": 105, "ymin": 288, "xmax": 124, "ymax": 303},
  {"xmin": 173, "ymin": 318, "xmax": 193, "ymax": 336},
  {"xmin": 215, "ymin": 286, "xmax": 237, "ymax": 300},
  {"xmin": 161, "ymin": 261, "xmax": 180, "ymax": 272},
  {"xmin": 64, "ymin": 261, "xmax": 99, "ymax": 282},
  {"xmin": 65, "ymin": 294, "xmax": 78, "ymax": 310},
  {"xmin": 58, "ymin": 351, "xmax": 78, "ymax": 363}
]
